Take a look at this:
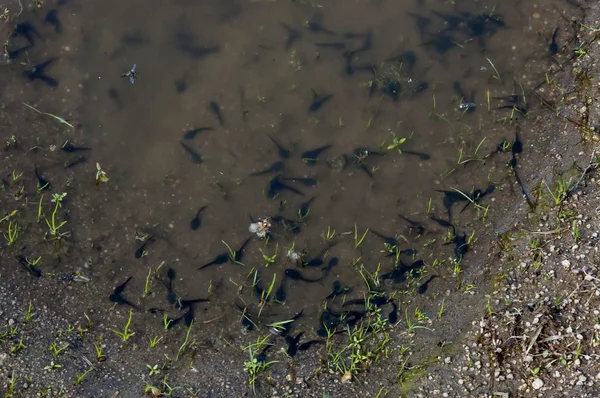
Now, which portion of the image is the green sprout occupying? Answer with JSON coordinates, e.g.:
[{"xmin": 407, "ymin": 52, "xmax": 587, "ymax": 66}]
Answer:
[
  {"xmin": 486, "ymin": 297, "xmax": 496, "ymax": 317},
  {"xmin": 455, "ymin": 137, "xmax": 487, "ymax": 167},
  {"xmin": 147, "ymin": 364, "xmax": 161, "ymax": 377},
  {"xmin": 163, "ymin": 314, "xmax": 173, "ymax": 330},
  {"xmin": 49, "ymin": 341, "xmax": 68, "ymax": 357},
  {"xmin": 354, "ymin": 224, "xmax": 369, "ymax": 249},
  {"xmin": 222, "ymin": 240, "xmax": 243, "ymax": 265},
  {"xmin": 23, "ymin": 102, "xmax": 74, "ymax": 128},
  {"xmin": 259, "ymin": 273, "xmax": 277, "ymax": 316},
  {"xmin": 94, "ymin": 341, "xmax": 106, "ymax": 362},
  {"xmin": 323, "ymin": 225, "xmax": 336, "ymax": 241},
  {"xmin": 413, "ymin": 307, "xmax": 429, "ymax": 322},
  {"xmin": 95, "ymin": 163, "xmax": 109, "ymax": 185},
  {"xmin": 243, "ymin": 335, "xmax": 278, "ymax": 391},
  {"xmin": 5, "ymin": 371, "xmax": 17, "ymax": 397},
  {"xmin": 259, "ymin": 243, "xmax": 278, "ymax": 267},
  {"xmin": 176, "ymin": 320, "xmax": 193, "ymax": 360},
  {"xmin": 266, "ymin": 319, "xmax": 294, "ymax": 335},
  {"xmin": 405, "ymin": 308, "xmax": 432, "ymax": 334},
  {"xmin": 542, "ymin": 176, "xmax": 571, "ymax": 206},
  {"xmin": 426, "ymin": 198, "xmax": 433, "ymax": 215},
  {"xmin": 3, "ymin": 220, "xmax": 18, "ymax": 245},
  {"xmin": 43, "ymin": 362, "xmax": 63, "ymax": 371},
  {"xmin": 22, "ymin": 301, "xmax": 35, "ymax": 322},
  {"xmin": 73, "ymin": 368, "xmax": 93, "ymax": 386},
  {"xmin": 437, "ymin": 297, "xmax": 446, "ymax": 319},
  {"xmin": 44, "ymin": 192, "xmax": 67, "ymax": 238},
  {"xmin": 324, "ymin": 296, "xmax": 392, "ymax": 376},
  {"xmin": 0, "ymin": 209, "xmax": 18, "ymax": 224},
  {"xmin": 37, "ymin": 195, "xmax": 44, "ymax": 222},
  {"xmin": 142, "ymin": 266, "xmax": 154, "ymax": 298},
  {"xmin": 111, "ymin": 308, "xmax": 135, "ymax": 341},
  {"xmin": 10, "ymin": 338, "xmax": 26, "ymax": 354},
  {"xmin": 358, "ymin": 264, "xmax": 382, "ymax": 291},
  {"xmin": 451, "ymin": 259, "xmax": 463, "ymax": 277},
  {"xmin": 160, "ymin": 374, "xmax": 180, "ymax": 396},
  {"xmin": 149, "ymin": 335, "xmax": 164, "ymax": 349},
  {"xmin": 572, "ymin": 220, "xmax": 581, "ymax": 242},
  {"xmin": 386, "ymin": 132, "xmax": 407, "ymax": 153},
  {"xmin": 297, "ymin": 204, "xmax": 311, "ymax": 222},
  {"xmin": 12, "ymin": 171, "xmax": 23, "ymax": 183},
  {"xmin": 486, "ymin": 57, "xmax": 501, "ymax": 80}
]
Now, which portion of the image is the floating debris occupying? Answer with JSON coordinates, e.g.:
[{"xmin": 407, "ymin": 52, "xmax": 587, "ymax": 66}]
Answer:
[
  {"xmin": 459, "ymin": 102, "xmax": 476, "ymax": 110},
  {"xmin": 58, "ymin": 273, "xmax": 90, "ymax": 283},
  {"xmin": 121, "ymin": 63, "xmax": 137, "ymax": 84},
  {"xmin": 249, "ymin": 217, "xmax": 271, "ymax": 238}
]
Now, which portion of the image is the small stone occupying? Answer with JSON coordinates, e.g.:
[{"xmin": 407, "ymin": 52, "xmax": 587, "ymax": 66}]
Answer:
[
  {"xmin": 561, "ymin": 259, "xmax": 571, "ymax": 267},
  {"xmin": 532, "ymin": 378, "xmax": 544, "ymax": 390},
  {"xmin": 341, "ymin": 372, "xmax": 352, "ymax": 384}
]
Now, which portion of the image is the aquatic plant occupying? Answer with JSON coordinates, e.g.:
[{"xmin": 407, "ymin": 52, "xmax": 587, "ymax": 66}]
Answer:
[
  {"xmin": 243, "ymin": 335, "xmax": 277, "ymax": 391},
  {"xmin": 73, "ymin": 368, "xmax": 93, "ymax": 386},
  {"xmin": 249, "ymin": 217, "xmax": 271, "ymax": 238},
  {"xmin": 386, "ymin": 132, "xmax": 407, "ymax": 153},
  {"xmin": 111, "ymin": 308, "xmax": 135, "ymax": 341},
  {"xmin": 94, "ymin": 340, "xmax": 106, "ymax": 362},
  {"xmin": 95, "ymin": 163, "xmax": 109, "ymax": 184},
  {"xmin": 3, "ymin": 219, "xmax": 18, "ymax": 245},
  {"xmin": 44, "ymin": 192, "xmax": 67, "ymax": 238}
]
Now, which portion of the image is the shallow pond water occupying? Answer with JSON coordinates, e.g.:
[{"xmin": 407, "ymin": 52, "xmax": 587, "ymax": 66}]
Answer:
[{"xmin": 3, "ymin": 0, "xmax": 579, "ymax": 348}]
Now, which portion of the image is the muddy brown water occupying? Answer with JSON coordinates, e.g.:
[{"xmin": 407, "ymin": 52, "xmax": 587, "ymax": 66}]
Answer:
[{"xmin": 2, "ymin": 0, "xmax": 581, "ymax": 356}]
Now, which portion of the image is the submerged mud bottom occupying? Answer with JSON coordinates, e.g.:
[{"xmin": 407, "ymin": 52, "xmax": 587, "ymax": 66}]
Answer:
[{"xmin": 0, "ymin": 0, "xmax": 594, "ymax": 396}]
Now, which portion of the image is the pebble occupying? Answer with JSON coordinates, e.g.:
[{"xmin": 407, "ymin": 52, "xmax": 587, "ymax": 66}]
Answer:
[
  {"xmin": 532, "ymin": 378, "xmax": 544, "ymax": 390},
  {"xmin": 341, "ymin": 372, "xmax": 352, "ymax": 384}
]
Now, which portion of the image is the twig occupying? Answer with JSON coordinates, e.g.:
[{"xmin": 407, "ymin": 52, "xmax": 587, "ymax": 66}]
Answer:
[
  {"xmin": 539, "ymin": 334, "xmax": 573, "ymax": 344},
  {"xmin": 202, "ymin": 315, "xmax": 225, "ymax": 324},
  {"xmin": 523, "ymin": 227, "xmax": 567, "ymax": 235},
  {"xmin": 16, "ymin": 0, "xmax": 23, "ymax": 18},
  {"xmin": 566, "ymin": 280, "xmax": 587, "ymax": 301},
  {"xmin": 568, "ymin": 149, "xmax": 598, "ymax": 194},
  {"xmin": 524, "ymin": 321, "xmax": 546, "ymax": 358}
]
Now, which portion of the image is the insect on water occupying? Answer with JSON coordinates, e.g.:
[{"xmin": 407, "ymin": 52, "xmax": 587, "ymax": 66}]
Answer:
[{"xmin": 121, "ymin": 64, "xmax": 137, "ymax": 84}]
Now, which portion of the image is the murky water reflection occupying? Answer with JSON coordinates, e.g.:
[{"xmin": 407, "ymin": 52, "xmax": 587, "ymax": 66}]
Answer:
[{"xmin": 6, "ymin": 0, "xmax": 575, "ymax": 336}]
